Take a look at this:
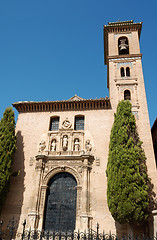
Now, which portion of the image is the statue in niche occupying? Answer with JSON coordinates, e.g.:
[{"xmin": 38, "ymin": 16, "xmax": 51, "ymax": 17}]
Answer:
[
  {"xmin": 62, "ymin": 135, "xmax": 68, "ymax": 151},
  {"xmin": 85, "ymin": 140, "xmax": 92, "ymax": 154},
  {"xmin": 38, "ymin": 141, "xmax": 46, "ymax": 153},
  {"xmin": 51, "ymin": 139, "xmax": 56, "ymax": 151},
  {"xmin": 74, "ymin": 139, "xmax": 80, "ymax": 151}
]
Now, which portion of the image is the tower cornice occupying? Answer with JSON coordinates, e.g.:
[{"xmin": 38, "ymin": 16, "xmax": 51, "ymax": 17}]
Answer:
[{"xmin": 107, "ymin": 53, "xmax": 142, "ymax": 62}]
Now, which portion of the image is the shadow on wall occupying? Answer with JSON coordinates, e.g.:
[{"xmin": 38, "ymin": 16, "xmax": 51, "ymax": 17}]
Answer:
[
  {"xmin": 115, "ymin": 221, "xmax": 150, "ymax": 237},
  {"xmin": 1, "ymin": 131, "xmax": 25, "ymax": 232},
  {"xmin": 115, "ymin": 181, "xmax": 157, "ymax": 236}
]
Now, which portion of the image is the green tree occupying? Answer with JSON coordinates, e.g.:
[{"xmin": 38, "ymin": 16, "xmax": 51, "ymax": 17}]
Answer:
[
  {"xmin": 106, "ymin": 100, "xmax": 149, "ymax": 224},
  {"xmin": 0, "ymin": 107, "xmax": 16, "ymax": 211}
]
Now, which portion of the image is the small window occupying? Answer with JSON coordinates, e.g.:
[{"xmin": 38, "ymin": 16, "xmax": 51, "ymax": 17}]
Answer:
[
  {"xmin": 126, "ymin": 67, "xmax": 130, "ymax": 77},
  {"xmin": 50, "ymin": 117, "xmax": 59, "ymax": 131},
  {"xmin": 118, "ymin": 37, "xmax": 129, "ymax": 55},
  {"xmin": 124, "ymin": 90, "xmax": 131, "ymax": 100},
  {"xmin": 74, "ymin": 116, "xmax": 84, "ymax": 130},
  {"xmin": 121, "ymin": 67, "xmax": 125, "ymax": 77}
]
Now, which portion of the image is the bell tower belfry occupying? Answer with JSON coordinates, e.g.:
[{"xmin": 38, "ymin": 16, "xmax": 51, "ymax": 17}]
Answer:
[{"xmin": 104, "ymin": 20, "xmax": 143, "ymax": 113}]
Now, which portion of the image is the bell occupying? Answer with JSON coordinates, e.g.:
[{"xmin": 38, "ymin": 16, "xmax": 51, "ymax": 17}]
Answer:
[{"xmin": 119, "ymin": 39, "xmax": 128, "ymax": 51}]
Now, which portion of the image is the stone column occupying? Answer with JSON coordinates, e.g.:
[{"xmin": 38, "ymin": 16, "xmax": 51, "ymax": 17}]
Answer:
[
  {"xmin": 38, "ymin": 185, "xmax": 48, "ymax": 230},
  {"xmin": 28, "ymin": 155, "xmax": 45, "ymax": 230},
  {"xmin": 69, "ymin": 132, "xmax": 73, "ymax": 152},
  {"xmin": 80, "ymin": 155, "xmax": 94, "ymax": 231},
  {"xmin": 75, "ymin": 185, "xmax": 82, "ymax": 231},
  {"xmin": 117, "ymin": 84, "xmax": 120, "ymax": 102},
  {"xmin": 82, "ymin": 158, "xmax": 88, "ymax": 213},
  {"xmin": 80, "ymin": 158, "xmax": 89, "ymax": 230}
]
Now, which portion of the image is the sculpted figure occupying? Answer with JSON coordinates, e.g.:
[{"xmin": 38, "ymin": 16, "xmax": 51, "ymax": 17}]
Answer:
[
  {"xmin": 85, "ymin": 140, "xmax": 92, "ymax": 154},
  {"xmin": 38, "ymin": 141, "xmax": 46, "ymax": 153},
  {"xmin": 63, "ymin": 135, "xmax": 68, "ymax": 151},
  {"xmin": 51, "ymin": 140, "xmax": 56, "ymax": 151},
  {"xmin": 74, "ymin": 139, "xmax": 79, "ymax": 151}
]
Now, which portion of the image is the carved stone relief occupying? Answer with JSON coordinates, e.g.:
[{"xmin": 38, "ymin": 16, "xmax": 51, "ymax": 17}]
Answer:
[
  {"xmin": 77, "ymin": 166, "xmax": 82, "ymax": 173},
  {"xmin": 38, "ymin": 141, "xmax": 46, "ymax": 153},
  {"xmin": 44, "ymin": 121, "xmax": 88, "ymax": 156},
  {"xmin": 40, "ymin": 186, "xmax": 47, "ymax": 210},
  {"xmin": 85, "ymin": 140, "xmax": 92, "ymax": 154},
  {"xmin": 35, "ymin": 159, "xmax": 43, "ymax": 170},
  {"xmin": 95, "ymin": 157, "xmax": 100, "ymax": 166},
  {"xmin": 62, "ymin": 119, "xmax": 72, "ymax": 129},
  {"xmin": 43, "ymin": 165, "xmax": 82, "ymax": 186},
  {"xmin": 29, "ymin": 157, "xmax": 34, "ymax": 166}
]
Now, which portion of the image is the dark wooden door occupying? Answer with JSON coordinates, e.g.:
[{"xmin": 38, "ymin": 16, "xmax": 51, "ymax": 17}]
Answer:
[{"xmin": 43, "ymin": 172, "xmax": 77, "ymax": 232}]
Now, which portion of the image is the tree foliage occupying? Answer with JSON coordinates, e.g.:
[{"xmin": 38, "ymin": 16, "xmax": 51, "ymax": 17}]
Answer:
[
  {"xmin": 0, "ymin": 107, "xmax": 16, "ymax": 211},
  {"xmin": 106, "ymin": 100, "xmax": 149, "ymax": 224}
]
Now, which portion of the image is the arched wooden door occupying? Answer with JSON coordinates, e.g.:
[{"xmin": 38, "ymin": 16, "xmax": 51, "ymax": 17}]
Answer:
[{"xmin": 43, "ymin": 172, "xmax": 77, "ymax": 232}]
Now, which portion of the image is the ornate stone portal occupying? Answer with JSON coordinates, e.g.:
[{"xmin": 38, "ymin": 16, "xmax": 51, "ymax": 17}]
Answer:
[
  {"xmin": 34, "ymin": 154, "xmax": 94, "ymax": 231},
  {"xmin": 29, "ymin": 119, "xmax": 94, "ymax": 231}
]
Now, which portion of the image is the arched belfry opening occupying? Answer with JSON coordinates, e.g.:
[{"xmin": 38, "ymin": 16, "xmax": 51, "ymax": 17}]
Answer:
[
  {"xmin": 43, "ymin": 172, "xmax": 77, "ymax": 232},
  {"xmin": 126, "ymin": 67, "xmax": 130, "ymax": 76},
  {"xmin": 124, "ymin": 89, "xmax": 131, "ymax": 100},
  {"xmin": 120, "ymin": 67, "xmax": 125, "ymax": 77},
  {"xmin": 118, "ymin": 37, "xmax": 129, "ymax": 55}
]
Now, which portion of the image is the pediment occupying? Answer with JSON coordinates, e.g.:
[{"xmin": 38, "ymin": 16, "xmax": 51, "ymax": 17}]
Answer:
[{"xmin": 68, "ymin": 95, "xmax": 85, "ymax": 101}]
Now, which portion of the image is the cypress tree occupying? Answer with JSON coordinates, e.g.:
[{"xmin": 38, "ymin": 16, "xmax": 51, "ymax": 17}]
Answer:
[
  {"xmin": 106, "ymin": 100, "xmax": 149, "ymax": 224},
  {"xmin": 0, "ymin": 107, "xmax": 16, "ymax": 211}
]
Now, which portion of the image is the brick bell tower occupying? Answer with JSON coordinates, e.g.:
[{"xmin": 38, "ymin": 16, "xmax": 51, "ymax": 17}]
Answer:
[
  {"xmin": 104, "ymin": 20, "xmax": 143, "ymax": 113},
  {"xmin": 104, "ymin": 20, "xmax": 157, "ymax": 234}
]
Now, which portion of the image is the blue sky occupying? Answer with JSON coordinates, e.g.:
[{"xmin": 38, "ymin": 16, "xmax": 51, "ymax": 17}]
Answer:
[{"xmin": 0, "ymin": 0, "xmax": 156, "ymax": 127}]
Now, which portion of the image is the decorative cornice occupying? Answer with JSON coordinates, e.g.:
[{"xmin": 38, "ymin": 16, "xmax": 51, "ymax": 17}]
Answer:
[
  {"xmin": 104, "ymin": 21, "xmax": 142, "ymax": 35},
  {"xmin": 108, "ymin": 54, "xmax": 142, "ymax": 62},
  {"xmin": 105, "ymin": 20, "xmax": 142, "ymax": 28},
  {"xmin": 107, "ymin": 20, "xmax": 134, "ymax": 25},
  {"xmin": 12, "ymin": 97, "xmax": 111, "ymax": 113},
  {"xmin": 35, "ymin": 154, "xmax": 94, "ymax": 162}
]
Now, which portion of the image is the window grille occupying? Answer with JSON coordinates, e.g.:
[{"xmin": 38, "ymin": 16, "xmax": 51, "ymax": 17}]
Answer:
[
  {"xmin": 50, "ymin": 117, "xmax": 59, "ymax": 131},
  {"xmin": 74, "ymin": 116, "xmax": 84, "ymax": 130}
]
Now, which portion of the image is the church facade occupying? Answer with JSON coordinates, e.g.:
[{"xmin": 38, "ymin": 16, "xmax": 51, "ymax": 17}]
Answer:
[{"xmin": 2, "ymin": 20, "xmax": 157, "ymax": 235}]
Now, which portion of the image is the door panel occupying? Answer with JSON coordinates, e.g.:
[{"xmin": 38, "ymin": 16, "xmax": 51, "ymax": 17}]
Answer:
[{"xmin": 44, "ymin": 172, "xmax": 77, "ymax": 232}]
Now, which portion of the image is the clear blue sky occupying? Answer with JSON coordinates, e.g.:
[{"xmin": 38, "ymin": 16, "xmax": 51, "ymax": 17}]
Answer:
[{"xmin": 0, "ymin": 0, "xmax": 156, "ymax": 127}]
